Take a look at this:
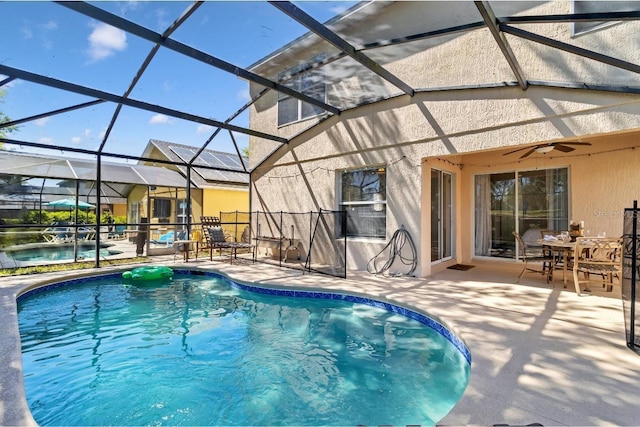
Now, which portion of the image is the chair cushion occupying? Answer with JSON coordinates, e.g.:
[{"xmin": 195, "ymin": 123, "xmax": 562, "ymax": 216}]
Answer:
[{"xmin": 208, "ymin": 226, "xmax": 227, "ymax": 244}]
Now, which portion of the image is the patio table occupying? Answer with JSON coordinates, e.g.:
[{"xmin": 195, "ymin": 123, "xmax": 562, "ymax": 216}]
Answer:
[
  {"xmin": 174, "ymin": 239, "xmax": 199, "ymax": 262},
  {"xmin": 536, "ymin": 238, "xmax": 574, "ymax": 288}
]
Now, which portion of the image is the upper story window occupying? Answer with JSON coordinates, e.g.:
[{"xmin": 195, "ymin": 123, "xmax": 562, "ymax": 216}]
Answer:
[
  {"xmin": 277, "ymin": 53, "xmax": 326, "ymax": 126},
  {"xmin": 339, "ymin": 166, "xmax": 386, "ymax": 239},
  {"xmin": 573, "ymin": 1, "xmax": 640, "ymax": 35}
]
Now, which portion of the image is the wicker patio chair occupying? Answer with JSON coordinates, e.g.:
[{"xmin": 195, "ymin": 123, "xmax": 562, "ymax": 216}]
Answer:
[{"xmin": 572, "ymin": 237, "xmax": 622, "ymax": 295}]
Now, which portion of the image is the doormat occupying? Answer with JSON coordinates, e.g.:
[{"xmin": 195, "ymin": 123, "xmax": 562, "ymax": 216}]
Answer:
[{"xmin": 447, "ymin": 264, "xmax": 475, "ymax": 271}]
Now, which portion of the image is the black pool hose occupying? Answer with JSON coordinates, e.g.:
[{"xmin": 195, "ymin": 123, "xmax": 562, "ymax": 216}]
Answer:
[{"xmin": 367, "ymin": 225, "xmax": 417, "ymax": 276}]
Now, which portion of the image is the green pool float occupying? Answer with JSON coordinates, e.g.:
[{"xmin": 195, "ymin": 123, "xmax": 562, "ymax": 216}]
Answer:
[{"xmin": 122, "ymin": 265, "xmax": 174, "ymax": 282}]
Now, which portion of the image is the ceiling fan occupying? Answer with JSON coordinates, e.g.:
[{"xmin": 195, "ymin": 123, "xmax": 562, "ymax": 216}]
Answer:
[{"xmin": 503, "ymin": 141, "xmax": 592, "ymax": 159}]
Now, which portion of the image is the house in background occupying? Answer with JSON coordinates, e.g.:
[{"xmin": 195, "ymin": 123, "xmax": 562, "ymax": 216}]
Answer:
[
  {"xmin": 138, "ymin": 140, "xmax": 249, "ymax": 242},
  {"xmin": 247, "ymin": 1, "xmax": 640, "ymax": 277}
]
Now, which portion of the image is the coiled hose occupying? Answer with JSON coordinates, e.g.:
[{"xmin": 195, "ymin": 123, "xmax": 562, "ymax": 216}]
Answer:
[{"xmin": 367, "ymin": 225, "xmax": 417, "ymax": 276}]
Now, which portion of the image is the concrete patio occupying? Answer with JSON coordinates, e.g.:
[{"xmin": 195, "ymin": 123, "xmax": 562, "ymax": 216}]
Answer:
[{"xmin": 1, "ymin": 258, "xmax": 639, "ymax": 426}]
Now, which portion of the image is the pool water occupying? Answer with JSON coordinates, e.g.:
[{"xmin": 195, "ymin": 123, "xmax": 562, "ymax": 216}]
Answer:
[
  {"xmin": 8, "ymin": 243, "xmax": 121, "ymax": 263},
  {"xmin": 17, "ymin": 272, "xmax": 470, "ymax": 426}
]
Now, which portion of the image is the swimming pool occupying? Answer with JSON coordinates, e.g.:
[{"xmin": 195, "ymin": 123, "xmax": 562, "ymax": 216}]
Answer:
[
  {"xmin": 6, "ymin": 242, "xmax": 122, "ymax": 264},
  {"xmin": 17, "ymin": 270, "xmax": 471, "ymax": 426}
]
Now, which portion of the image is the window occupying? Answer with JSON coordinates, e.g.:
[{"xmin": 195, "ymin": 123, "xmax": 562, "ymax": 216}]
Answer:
[
  {"xmin": 339, "ymin": 166, "xmax": 386, "ymax": 238},
  {"xmin": 474, "ymin": 168, "xmax": 568, "ymax": 259},
  {"xmin": 152, "ymin": 198, "xmax": 172, "ymax": 219},
  {"xmin": 277, "ymin": 53, "xmax": 326, "ymax": 126},
  {"xmin": 573, "ymin": 1, "xmax": 640, "ymax": 35}
]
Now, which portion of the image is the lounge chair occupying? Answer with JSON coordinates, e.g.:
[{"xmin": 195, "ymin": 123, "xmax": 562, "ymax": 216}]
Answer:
[
  {"xmin": 199, "ymin": 216, "xmax": 221, "ymax": 252},
  {"xmin": 150, "ymin": 230, "xmax": 175, "ymax": 246},
  {"xmin": 208, "ymin": 226, "xmax": 253, "ymax": 264},
  {"xmin": 42, "ymin": 224, "xmax": 73, "ymax": 243}
]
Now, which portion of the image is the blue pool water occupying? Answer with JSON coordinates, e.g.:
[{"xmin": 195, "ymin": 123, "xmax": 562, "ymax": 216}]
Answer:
[
  {"xmin": 7, "ymin": 242, "xmax": 121, "ymax": 263},
  {"xmin": 17, "ymin": 271, "xmax": 470, "ymax": 426}
]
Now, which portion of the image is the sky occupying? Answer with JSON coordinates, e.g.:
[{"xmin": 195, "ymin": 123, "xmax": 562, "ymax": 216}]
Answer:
[{"xmin": 0, "ymin": 1, "xmax": 356, "ymax": 161}]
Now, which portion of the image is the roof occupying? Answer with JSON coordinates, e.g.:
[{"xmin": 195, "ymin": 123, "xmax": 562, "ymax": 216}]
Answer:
[
  {"xmin": 2, "ymin": 1, "xmax": 640, "ymax": 168},
  {"xmin": 0, "ymin": 150, "xmax": 186, "ymax": 188},
  {"xmin": 142, "ymin": 140, "xmax": 249, "ymax": 189}
]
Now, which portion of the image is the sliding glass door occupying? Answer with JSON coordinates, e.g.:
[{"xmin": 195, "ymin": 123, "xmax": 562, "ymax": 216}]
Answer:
[
  {"xmin": 431, "ymin": 169, "xmax": 453, "ymax": 263},
  {"xmin": 474, "ymin": 167, "xmax": 568, "ymax": 259}
]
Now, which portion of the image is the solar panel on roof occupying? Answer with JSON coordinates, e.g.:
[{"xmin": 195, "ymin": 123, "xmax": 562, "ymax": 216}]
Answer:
[
  {"xmin": 194, "ymin": 168, "xmax": 249, "ymax": 184},
  {"xmin": 169, "ymin": 146, "xmax": 200, "ymax": 164},
  {"xmin": 166, "ymin": 144, "xmax": 247, "ymax": 183},
  {"xmin": 199, "ymin": 152, "xmax": 227, "ymax": 168},
  {"xmin": 216, "ymin": 152, "xmax": 243, "ymax": 169}
]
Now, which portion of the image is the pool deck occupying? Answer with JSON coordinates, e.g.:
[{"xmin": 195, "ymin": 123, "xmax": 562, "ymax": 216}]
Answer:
[{"xmin": 1, "ymin": 257, "xmax": 640, "ymax": 426}]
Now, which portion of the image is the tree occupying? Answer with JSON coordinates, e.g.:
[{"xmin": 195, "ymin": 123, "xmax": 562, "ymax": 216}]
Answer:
[{"xmin": 0, "ymin": 87, "xmax": 18, "ymax": 147}]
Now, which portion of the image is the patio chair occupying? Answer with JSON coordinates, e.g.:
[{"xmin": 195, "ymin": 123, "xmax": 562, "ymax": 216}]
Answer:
[
  {"xmin": 572, "ymin": 237, "xmax": 622, "ymax": 295},
  {"xmin": 150, "ymin": 230, "xmax": 175, "ymax": 246},
  {"xmin": 76, "ymin": 226, "xmax": 96, "ymax": 241},
  {"xmin": 108, "ymin": 225, "xmax": 126, "ymax": 240},
  {"xmin": 513, "ymin": 231, "xmax": 554, "ymax": 283},
  {"xmin": 208, "ymin": 226, "xmax": 254, "ymax": 264},
  {"xmin": 42, "ymin": 223, "xmax": 73, "ymax": 243},
  {"xmin": 199, "ymin": 216, "xmax": 221, "ymax": 251}
]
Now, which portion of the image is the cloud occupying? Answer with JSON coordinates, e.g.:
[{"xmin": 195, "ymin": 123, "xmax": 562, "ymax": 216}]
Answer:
[
  {"xmin": 20, "ymin": 25, "xmax": 33, "ymax": 39},
  {"xmin": 71, "ymin": 136, "xmax": 82, "ymax": 144},
  {"xmin": 330, "ymin": 5, "xmax": 349, "ymax": 15},
  {"xmin": 196, "ymin": 124, "xmax": 213, "ymax": 135},
  {"xmin": 38, "ymin": 137, "xmax": 54, "ymax": 145},
  {"xmin": 43, "ymin": 20, "xmax": 58, "ymax": 31},
  {"xmin": 84, "ymin": 129, "xmax": 91, "ymax": 137},
  {"xmin": 150, "ymin": 114, "xmax": 170, "ymax": 124},
  {"xmin": 237, "ymin": 88, "xmax": 250, "ymax": 101},
  {"xmin": 87, "ymin": 23, "xmax": 127, "ymax": 62},
  {"xmin": 118, "ymin": 1, "xmax": 140, "ymax": 15},
  {"xmin": 34, "ymin": 117, "xmax": 50, "ymax": 127}
]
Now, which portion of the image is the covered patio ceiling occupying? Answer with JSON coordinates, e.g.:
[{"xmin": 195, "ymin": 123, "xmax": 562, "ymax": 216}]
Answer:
[{"xmin": 1, "ymin": 1, "xmax": 640, "ymax": 175}]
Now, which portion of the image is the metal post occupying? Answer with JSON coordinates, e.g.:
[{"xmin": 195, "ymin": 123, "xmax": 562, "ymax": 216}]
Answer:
[
  {"xmin": 73, "ymin": 180, "xmax": 80, "ymax": 262},
  {"xmin": 630, "ymin": 200, "xmax": 638, "ymax": 348},
  {"xmin": 186, "ymin": 166, "xmax": 191, "ymax": 237},
  {"xmin": 306, "ymin": 211, "xmax": 312, "ymax": 274},
  {"xmin": 95, "ymin": 154, "xmax": 102, "ymax": 268},
  {"xmin": 278, "ymin": 211, "xmax": 283, "ymax": 267},
  {"xmin": 342, "ymin": 210, "xmax": 347, "ymax": 279}
]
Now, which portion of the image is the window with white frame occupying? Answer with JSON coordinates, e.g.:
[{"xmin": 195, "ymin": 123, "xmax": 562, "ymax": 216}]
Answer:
[
  {"xmin": 277, "ymin": 53, "xmax": 326, "ymax": 126},
  {"xmin": 339, "ymin": 166, "xmax": 386, "ymax": 238}
]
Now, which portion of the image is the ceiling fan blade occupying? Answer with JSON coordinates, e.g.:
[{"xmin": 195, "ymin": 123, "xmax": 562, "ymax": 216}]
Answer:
[
  {"xmin": 503, "ymin": 146, "xmax": 534, "ymax": 156},
  {"xmin": 519, "ymin": 148, "xmax": 537, "ymax": 159},
  {"xmin": 554, "ymin": 144, "xmax": 575, "ymax": 153},
  {"xmin": 558, "ymin": 141, "xmax": 591, "ymax": 146}
]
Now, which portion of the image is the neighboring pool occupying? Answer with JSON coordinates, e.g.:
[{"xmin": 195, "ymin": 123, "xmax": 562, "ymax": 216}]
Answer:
[
  {"xmin": 17, "ymin": 270, "xmax": 470, "ymax": 426},
  {"xmin": 6, "ymin": 242, "xmax": 122, "ymax": 264}
]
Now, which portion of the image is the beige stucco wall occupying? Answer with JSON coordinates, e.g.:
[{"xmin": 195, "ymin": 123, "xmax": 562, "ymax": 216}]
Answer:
[
  {"xmin": 251, "ymin": 85, "xmax": 640, "ymax": 276},
  {"xmin": 248, "ymin": 1, "xmax": 640, "ymax": 277}
]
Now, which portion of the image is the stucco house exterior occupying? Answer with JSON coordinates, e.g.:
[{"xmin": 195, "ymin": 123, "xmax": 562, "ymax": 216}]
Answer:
[
  {"xmin": 247, "ymin": 1, "xmax": 640, "ymax": 277},
  {"xmin": 138, "ymin": 139, "xmax": 249, "ymax": 247}
]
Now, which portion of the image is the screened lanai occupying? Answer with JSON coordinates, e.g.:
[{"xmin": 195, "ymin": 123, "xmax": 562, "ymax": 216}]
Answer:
[
  {"xmin": 1, "ymin": 1, "xmax": 640, "ymax": 271},
  {"xmin": 0, "ymin": 150, "xmax": 191, "ymax": 267}
]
